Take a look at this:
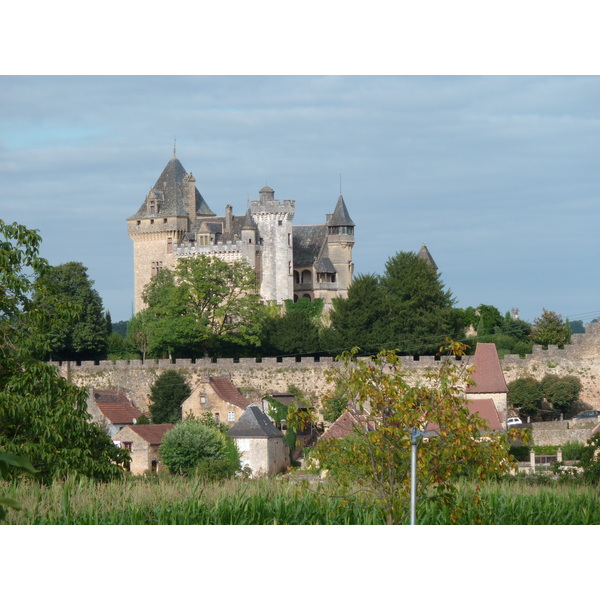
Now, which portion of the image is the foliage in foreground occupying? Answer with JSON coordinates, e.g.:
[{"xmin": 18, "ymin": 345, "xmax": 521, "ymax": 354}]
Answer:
[
  {"xmin": 312, "ymin": 343, "xmax": 513, "ymax": 524},
  {"xmin": 3, "ymin": 476, "xmax": 600, "ymax": 525},
  {"xmin": 0, "ymin": 220, "xmax": 129, "ymax": 484}
]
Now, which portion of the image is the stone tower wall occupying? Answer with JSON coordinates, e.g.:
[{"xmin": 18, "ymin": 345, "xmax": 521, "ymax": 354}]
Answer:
[{"xmin": 251, "ymin": 198, "xmax": 295, "ymax": 304}]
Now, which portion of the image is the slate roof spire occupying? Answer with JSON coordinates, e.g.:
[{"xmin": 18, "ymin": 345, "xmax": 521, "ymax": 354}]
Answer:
[
  {"xmin": 417, "ymin": 243, "xmax": 438, "ymax": 271},
  {"xmin": 327, "ymin": 193, "xmax": 355, "ymax": 227}
]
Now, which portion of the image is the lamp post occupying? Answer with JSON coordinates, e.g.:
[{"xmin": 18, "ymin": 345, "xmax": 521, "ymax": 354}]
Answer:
[{"xmin": 409, "ymin": 427, "xmax": 425, "ymax": 525}]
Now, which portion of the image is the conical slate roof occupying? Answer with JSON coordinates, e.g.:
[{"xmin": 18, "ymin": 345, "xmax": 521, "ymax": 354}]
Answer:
[
  {"xmin": 417, "ymin": 243, "xmax": 438, "ymax": 271},
  {"xmin": 129, "ymin": 156, "xmax": 214, "ymax": 219},
  {"xmin": 327, "ymin": 194, "xmax": 355, "ymax": 227},
  {"xmin": 227, "ymin": 406, "xmax": 283, "ymax": 439}
]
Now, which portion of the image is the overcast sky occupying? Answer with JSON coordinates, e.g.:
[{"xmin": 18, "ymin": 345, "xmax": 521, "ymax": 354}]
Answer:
[{"xmin": 2, "ymin": 75, "xmax": 599, "ymax": 324}]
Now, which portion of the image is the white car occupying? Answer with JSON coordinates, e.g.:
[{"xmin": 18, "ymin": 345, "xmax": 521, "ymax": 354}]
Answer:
[{"xmin": 507, "ymin": 417, "xmax": 523, "ymax": 427}]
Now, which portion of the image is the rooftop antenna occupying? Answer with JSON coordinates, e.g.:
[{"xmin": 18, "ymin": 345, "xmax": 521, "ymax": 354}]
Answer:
[
  {"xmin": 173, "ymin": 136, "xmax": 177, "ymax": 157},
  {"xmin": 340, "ymin": 173, "xmax": 342, "ymax": 194}
]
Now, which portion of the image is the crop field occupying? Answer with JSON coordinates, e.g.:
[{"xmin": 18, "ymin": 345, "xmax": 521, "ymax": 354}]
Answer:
[{"xmin": 3, "ymin": 475, "xmax": 600, "ymax": 525}]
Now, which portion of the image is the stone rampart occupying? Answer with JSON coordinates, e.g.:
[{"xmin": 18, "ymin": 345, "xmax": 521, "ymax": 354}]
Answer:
[{"xmin": 52, "ymin": 322, "xmax": 600, "ymax": 414}]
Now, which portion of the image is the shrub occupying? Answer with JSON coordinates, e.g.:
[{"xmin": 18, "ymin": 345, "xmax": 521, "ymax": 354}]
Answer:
[
  {"xmin": 562, "ymin": 441, "xmax": 586, "ymax": 461},
  {"xmin": 158, "ymin": 419, "xmax": 240, "ymax": 477}
]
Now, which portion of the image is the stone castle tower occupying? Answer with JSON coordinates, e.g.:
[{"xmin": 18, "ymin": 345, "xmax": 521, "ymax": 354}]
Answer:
[{"xmin": 127, "ymin": 153, "xmax": 355, "ymax": 313}]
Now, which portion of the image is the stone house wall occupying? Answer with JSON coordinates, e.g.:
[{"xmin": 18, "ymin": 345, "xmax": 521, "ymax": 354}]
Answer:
[{"xmin": 181, "ymin": 381, "xmax": 248, "ymax": 425}]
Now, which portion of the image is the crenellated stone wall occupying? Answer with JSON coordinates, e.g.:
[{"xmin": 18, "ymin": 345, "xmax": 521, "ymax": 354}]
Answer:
[{"xmin": 52, "ymin": 322, "xmax": 600, "ymax": 414}]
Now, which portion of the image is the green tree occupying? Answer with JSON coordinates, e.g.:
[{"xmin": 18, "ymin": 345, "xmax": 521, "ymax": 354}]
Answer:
[
  {"xmin": 143, "ymin": 255, "xmax": 264, "ymax": 357},
  {"xmin": 0, "ymin": 220, "xmax": 129, "ymax": 482},
  {"xmin": 158, "ymin": 418, "xmax": 240, "ymax": 477},
  {"xmin": 379, "ymin": 251, "xmax": 457, "ymax": 354},
  {"xmin": 530, "ymin": 309, "xmax": 571, "ymax": 348},
  {"xmin": 126, "ymin": 310, "xmax": 150, "ymax": 360},
  {"xmin": 149, "ymin": 370, "xmax": 191, "ymax": 424},
  {"xmin": 541, "ymin": 374, "xmax": 581, "ymax": 416},
  {"xmin": 327, "ymin": 273, "xmax": 389, "ymax": 353},
  {"xmin": 508, "ymin": 377, "xmax": 543, "ymax": 418},
  {"xmin": 26, "ymin": 261, "xmax": 109, "ymax": 360},
  {"xmin": 264, "ymin": 309, "xmax": 320, "ymax": 355},
  {"xmin": 312, "ymin": 343, "xmax": 512, "ymax": 524}
]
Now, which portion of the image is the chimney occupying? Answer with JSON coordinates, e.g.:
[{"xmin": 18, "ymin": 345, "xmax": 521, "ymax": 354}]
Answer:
[{"xmin": 225, "ymin": 204, "xmax": 233, "ymax": 234}]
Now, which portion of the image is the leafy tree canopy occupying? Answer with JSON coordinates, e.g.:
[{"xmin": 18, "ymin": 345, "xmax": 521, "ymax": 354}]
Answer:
[
  {"xmin": 25, "ymin": 261, "xmax": 109, "ymax": 361},
  {"xmin": 530, "ymin": 309, "xmax": 571, "ymax": 348},
  {"xmin": 541, "ymin": 374, "xmax": 581, "ymax": 416},
  {"xmin": 158, "ymin": 418, "xmax": 240, "ymax": 478},
  {"xmin": 312, "ymin": 343, "xmax": 512, "ymax": 524},
  {"xmin": 508, "ymin": 377, "xmax": 543, "ymax": 418},
  {"xmin": 143, "ymin": 255, "xmax": 264, "ymax": 358},
  {"xmin": 149, "ymin": 370, "xmax": 191, "ymax": 424},
  {"xmin": 0, "ymin": 220, "xmax": 129, "ymax": 482}
]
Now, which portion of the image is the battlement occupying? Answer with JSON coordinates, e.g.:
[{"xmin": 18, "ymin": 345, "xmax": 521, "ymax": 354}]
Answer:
[
  {"xmin": 250, "ymin": 198, "xmax": 295, "ymax": 217},
  {"xmin": 175, "ymin": 239, "xmax": 245, "ymax": 257}
]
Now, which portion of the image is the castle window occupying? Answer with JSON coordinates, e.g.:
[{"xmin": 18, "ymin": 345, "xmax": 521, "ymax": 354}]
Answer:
[
  {"xmin": 288, "ymin": 233, "xmax": 291, "ymax": 246},
  {"xmin": 151, "ymin": 261, "xmax": 163, "ymax": 276},
  {"xmin": 136, "ymin": 220, "xmax": 141, "ymax": 225},
  {"xmin": 149, "ymin": 200, "xmax": 156, "ymax": 215},
  {"xmin": 278, "ymin": 220, "xmax": 283, "ymax": 226},
  {"xmin": 167, "ymin": 237, "xmax": 173, "ymax": 254},
  {"xmin": 248, "ymin": 238, "xmax": 252, "ymax": 244},
  {"xmin": 163, "ymin": 218, "xmax": 168, "ymax": 224},
  {"xmin": 150, "ymin": 219, "xmax": 155, "ymax": 225},
  {"xmin": 228, "ymin": 411, "xmax": 235, "ymax": 423},
  {"xmin": 214, "ymin": 412, "xmax": 220, "ymax": 423},
  {"xmin": 294, "ymin": 270, "xmax": 300, "ymax": 285}
]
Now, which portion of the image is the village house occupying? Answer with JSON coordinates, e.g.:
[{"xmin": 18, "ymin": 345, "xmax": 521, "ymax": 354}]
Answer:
[
  {"xmin": 227, "ymin": 406, "xmax": 289, "ymax": 476},
  {"xmin": 181, "ymin": 374, "xmax": 254, "ymax": 425},
  {"xmin": 112, "ymin": 424, "xmax": 174, "ymax": 476},
  {"xmin": 86, "ymin": 389, "xmax": 143, "ymax": 436}
]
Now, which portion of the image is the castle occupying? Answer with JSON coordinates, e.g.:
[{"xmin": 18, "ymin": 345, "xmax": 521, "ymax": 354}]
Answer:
[{"xmin": 127, "ymin": 153, "xmax": 355, "ymax": 313}]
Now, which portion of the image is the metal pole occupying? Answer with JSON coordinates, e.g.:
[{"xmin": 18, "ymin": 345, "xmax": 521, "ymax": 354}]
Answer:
[{"xmin": 410, "ymin": 428, "xmax": 418, "ymax": 525}]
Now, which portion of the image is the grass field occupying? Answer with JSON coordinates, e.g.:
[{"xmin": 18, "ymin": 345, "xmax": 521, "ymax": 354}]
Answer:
[{"xmin": 3, "ymin": 474, "xmax": 600, "ymax": 525}]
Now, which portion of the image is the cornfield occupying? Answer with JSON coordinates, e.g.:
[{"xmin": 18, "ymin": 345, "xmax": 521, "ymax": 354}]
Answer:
[{"xmin": 2, "ymin": 475, "xmax": 600, "ymax": 525}]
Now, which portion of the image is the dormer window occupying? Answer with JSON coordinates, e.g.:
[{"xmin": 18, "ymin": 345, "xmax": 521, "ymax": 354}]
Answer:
[{"xmin": 149, "ymin": 200, "xmax": 156, "ymax": 216}]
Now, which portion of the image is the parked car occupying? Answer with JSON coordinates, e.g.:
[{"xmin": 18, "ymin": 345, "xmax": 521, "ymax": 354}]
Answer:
[
  {"xmin": 572, "ymin": 410, "xmax": 600, "ymax": 421},
  {"xmin": 507, "ymin": 417, "xmax": 523, "ymax": 427}
]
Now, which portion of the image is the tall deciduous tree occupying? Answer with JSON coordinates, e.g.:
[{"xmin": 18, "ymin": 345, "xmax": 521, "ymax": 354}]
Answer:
[
  {"xmin": 143, "ymin": 255, "xmax": 263, "ymax": 357},
  {"xmin": 0, "ymin": 220, "xmax": 129, "ymax": 482},
  {"xmin": 27, "ymin": 261, "xmax": 109, "ymax": 360},
  {"xmin": 312, "ymin": 343, "xmax": 512, "ymax": 524}
]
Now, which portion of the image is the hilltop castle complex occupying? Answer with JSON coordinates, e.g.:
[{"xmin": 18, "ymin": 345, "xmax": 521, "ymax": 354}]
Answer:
[{"xmin": 127, "ymin": 153, "xmax": 356, "ymax": 313}]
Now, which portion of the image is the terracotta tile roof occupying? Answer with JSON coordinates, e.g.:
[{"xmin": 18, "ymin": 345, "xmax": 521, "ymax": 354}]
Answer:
[
  {"xmin": 97, "ymin": 402, "xmax": 142, "ymax": 425},
  {"xmin": 467, "ymin": 398, "xmax": 504, "ymax": 432},
  {"xmin": 465, "ymin": 343, "xmax": 509, "ymax": 394},
  {"xmin": 127, "ymin": 424, "xmax": 175, "ymax": 445},
  {"xmin": 321, "ymin": 411, "xmax": 372, "ymax": 440},
  {"xmin": 209, "ymin": 376, "xmax": 251, "ymax": 410}
]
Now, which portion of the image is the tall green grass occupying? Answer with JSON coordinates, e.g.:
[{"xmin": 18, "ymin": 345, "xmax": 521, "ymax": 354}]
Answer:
[{"xmin": 2, "ymin": 475, "xmax": 600, "ymax": 525}]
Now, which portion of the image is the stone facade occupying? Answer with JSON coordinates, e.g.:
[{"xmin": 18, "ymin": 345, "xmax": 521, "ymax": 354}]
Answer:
[
  {"xmin": 112, "ymin": 424, "xmax": 174, "ymax": 475},
  {"xmin": 127, "ymin": 154, "xmax": 355, "ymax": 313},
  {"xmin": 181, "ymin": 374, "xmax": 252, "ymax": 425}
]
